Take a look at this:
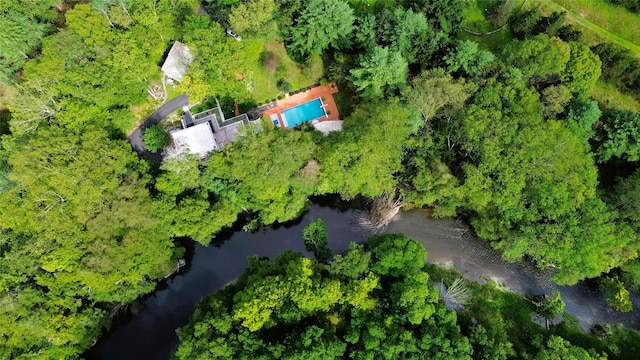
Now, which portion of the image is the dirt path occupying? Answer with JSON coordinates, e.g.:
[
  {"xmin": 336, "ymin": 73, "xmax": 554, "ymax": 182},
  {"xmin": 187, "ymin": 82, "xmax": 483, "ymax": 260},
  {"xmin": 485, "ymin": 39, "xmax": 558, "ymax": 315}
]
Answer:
[{"xmin": 536, "ymin": 0, "xmax": 640, "ymax": 54}]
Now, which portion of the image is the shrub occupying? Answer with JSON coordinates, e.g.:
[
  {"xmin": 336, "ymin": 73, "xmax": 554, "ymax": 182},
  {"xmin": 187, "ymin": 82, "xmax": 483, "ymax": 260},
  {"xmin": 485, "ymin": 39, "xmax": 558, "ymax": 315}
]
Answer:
[
  {"xmin": 143, "ymin": 124, "xmax": 170, "ymax": 153},
  {"xmin": 319, "ymin": 77, "xmax": 328, "ymax": 86},
  {"xmin": 277, "ymin": 78, "xmax": 292, "ymax": 92}
]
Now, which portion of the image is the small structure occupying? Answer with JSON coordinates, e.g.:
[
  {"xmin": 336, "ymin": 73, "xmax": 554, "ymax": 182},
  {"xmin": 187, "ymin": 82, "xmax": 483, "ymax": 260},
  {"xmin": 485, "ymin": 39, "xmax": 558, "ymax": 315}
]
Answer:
[
  {"xmin": 161, "ymin": 41, "xmax": 194, "ymax": 82},
  {"xmin": 170, "ymin": 122, "xmax": 218, "ymax": 156}
]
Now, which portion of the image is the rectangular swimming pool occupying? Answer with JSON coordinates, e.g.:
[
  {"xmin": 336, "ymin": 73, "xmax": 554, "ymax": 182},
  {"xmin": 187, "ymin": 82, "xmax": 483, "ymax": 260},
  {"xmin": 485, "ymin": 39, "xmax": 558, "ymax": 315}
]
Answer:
[{"xmin": 280, "ymin": 98, "xmax": 326, "ymax": 127}]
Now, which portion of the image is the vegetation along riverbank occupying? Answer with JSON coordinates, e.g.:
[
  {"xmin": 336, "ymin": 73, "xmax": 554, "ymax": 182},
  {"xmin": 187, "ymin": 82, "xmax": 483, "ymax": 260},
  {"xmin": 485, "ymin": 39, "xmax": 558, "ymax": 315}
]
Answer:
[{"xmin": 2, "ymin": 0, "xmax": 640, "ymax": 358}]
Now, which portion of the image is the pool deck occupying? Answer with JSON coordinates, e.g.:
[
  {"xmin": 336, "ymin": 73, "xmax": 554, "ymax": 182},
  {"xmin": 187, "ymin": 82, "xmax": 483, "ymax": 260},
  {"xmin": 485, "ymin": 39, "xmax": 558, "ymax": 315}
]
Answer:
[{"xmin": 262, "ymin": 83, "xmax": 341, "ymax": 127}]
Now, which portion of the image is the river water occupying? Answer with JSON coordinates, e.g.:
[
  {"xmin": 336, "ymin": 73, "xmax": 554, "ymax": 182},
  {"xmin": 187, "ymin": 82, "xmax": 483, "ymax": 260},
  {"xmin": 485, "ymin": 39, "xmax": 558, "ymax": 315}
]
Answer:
[{"xmin": 85, "ymin": 202, "xmax": 640, "ymax": 360}]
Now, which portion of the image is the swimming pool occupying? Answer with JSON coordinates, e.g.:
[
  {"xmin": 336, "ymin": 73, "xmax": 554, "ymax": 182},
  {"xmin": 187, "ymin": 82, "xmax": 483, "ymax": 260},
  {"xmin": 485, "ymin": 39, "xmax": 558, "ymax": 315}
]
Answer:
[{"xmin": 280, "ymin": 98, "xmax": 326, "ymax": 127}]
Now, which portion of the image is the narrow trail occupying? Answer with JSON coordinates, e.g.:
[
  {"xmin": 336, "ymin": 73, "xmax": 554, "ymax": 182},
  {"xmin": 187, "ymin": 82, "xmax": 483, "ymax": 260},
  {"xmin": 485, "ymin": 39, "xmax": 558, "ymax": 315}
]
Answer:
[{"xmin": 536, "ymin": 0, "xmax": 640, "ymax": 54}]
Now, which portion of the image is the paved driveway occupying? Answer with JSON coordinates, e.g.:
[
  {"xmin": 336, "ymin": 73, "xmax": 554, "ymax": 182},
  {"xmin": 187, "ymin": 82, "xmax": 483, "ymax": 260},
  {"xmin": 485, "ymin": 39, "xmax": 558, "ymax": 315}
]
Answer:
[{"xmin": 128, "ymin": 94, "xmax": 188, "ymax": 161}]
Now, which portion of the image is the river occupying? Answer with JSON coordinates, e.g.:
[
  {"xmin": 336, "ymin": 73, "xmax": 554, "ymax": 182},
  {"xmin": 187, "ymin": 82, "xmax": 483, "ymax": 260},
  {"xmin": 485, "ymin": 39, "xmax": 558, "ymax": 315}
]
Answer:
[{"xmin": 85, "ymin": 201, "xmax": 640, "ymax": 360}]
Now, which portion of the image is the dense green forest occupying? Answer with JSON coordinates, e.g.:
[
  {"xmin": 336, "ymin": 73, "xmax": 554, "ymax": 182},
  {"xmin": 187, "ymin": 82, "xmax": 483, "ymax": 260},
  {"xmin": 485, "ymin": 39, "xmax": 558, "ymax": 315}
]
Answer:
[
  {"xmin": 2, "ymin": 0, "xmax": 640, "ymax": 358},
  {"xmin": 175, "ymin": 229, "xmax": 626, "ymax": 359}
]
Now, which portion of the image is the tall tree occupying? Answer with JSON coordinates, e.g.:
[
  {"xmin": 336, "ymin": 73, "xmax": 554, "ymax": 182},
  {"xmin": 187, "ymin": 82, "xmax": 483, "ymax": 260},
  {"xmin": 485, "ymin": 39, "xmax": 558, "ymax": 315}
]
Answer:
[
  {"xmin": 349, "ymin": 46, "xmax": 408, "ymax": 100},
  {"xmin": 0, "ymin": 11, "xmax": 52, "ymax": 84},
  {"xmin": 502, "ymin": 34, "xmax": 570, "ymax": 81},
  {"xmin": 228, "ymin": 0, "xmax": 277, "ymax": 39},
  {"xmin": 286, "ymin": 0, "xmax": 354, "ymax": 59},
  {"xmin": 595, "ymin": 108, "xmax": 640, "ymax": 162},
  {"xmin": 444, "ymin": 40, "xmax": 495, "ymax": 78}
]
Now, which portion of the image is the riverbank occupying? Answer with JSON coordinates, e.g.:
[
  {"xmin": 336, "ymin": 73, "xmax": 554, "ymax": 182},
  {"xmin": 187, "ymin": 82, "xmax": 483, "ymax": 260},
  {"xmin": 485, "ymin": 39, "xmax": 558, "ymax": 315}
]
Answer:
[{"xmin": 86, "ymin": 204, "xmax": 640, "ymax": 359}]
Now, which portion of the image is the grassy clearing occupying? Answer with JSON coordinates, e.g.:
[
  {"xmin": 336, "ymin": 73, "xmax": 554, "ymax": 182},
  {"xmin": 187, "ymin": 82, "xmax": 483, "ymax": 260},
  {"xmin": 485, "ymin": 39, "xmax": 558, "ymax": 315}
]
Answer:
[
  {"xmin": 461, "ymin": 0, "xmax": 524, "ymax": 53},
  {"xmin": 536, "ymin": 0, "xmax": 640, "ymax": 55},
  {"xmin": 591, "ymin": 80, "xmax": 640, "ymax": 113},
  {"xmin": 250, "ymin": 41, "xmax": 324, "ymax": 103}
]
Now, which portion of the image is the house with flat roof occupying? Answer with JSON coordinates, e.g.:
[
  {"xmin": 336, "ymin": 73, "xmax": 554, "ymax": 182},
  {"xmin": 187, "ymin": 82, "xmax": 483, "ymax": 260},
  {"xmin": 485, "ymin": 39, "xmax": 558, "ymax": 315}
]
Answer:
[
  {"xmin": 170, "ymin": 122, "xmax": 218, "ymax": 156},
  {"xmin": 161, "ymin": 41, "xmax": 194, "ymax": 82}
]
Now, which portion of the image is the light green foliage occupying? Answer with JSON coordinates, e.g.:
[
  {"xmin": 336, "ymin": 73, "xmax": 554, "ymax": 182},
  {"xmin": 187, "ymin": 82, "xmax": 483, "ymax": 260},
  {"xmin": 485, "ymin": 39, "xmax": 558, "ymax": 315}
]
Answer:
[
  {"xmin": 595, "ymin": 108, "xmax": 640, "ymax": 162},
  {"xmin": 180, "ymin": 15, "xmax": 263, "ymax": 103},
  {"xmin": 287, "ymin": 0, "xmax": 354, "ymax": 59},
  {"xmin": 206, "ymin": 127, "xmax": 317, "ymax": 225},
  {"xmin": 533, "ymin": 292, "xmax": 565, "ymax": 323},
  {"xmin": 4, "ymin": 2, "xmax": 182, "ymax": 135},
  {"xmin": 444, "ymin": 40, "xmax": 496, "ymax": 77},
  {"xmin": 533, "ymin": 335, "xmax": 608, "ymax": 360},
  {"xmin": 368, "ymin": 233, "xmax": 426, "ymax": 276},
  {"xmin": 228, "ymin": 0, "xmax": 277, "ymax": 39},
  {"xmin": 502, "ymin": 35, "xmax": 570, "ymax": 80},
  {"xmin": 317, "ymin": 100, "xmax": 413, "ymax": 199},
  {"xmin": 500, "ymin": 198, "xmax": 638, "ymax": 284},
  {"xmin": 541, "ymin": 85, "xmax": 572, "ymax": 119},
  {"xmin": 174, "ymin": 233, "xmax": 472, "ymax": 359},
  {"xmin": 375, "ymin": 8, "xmax": 430, "ymax": 63},
  {"xmin": 349, "ymin": 46, "xmax": 408, "ymax": 100},
  {"xmin": 600, "ymin": 276, "xmax": 632, "ymax": 312},
  {"xmin": 0, "ymin": 10, "xmax": 52, "ymax": 84},
  {"xmin": 561, "ymin": 42, "xmax": 602, "ymax": 98},
  {"xmin": 303, "ymin": 219, "xmax": 332, "ymax": 263},
  {"xmin": 402, "ymin": 68, "xmax": 475, "ymax": 124},
  {"xmin": 143, "ymin": 124, "xmax": 170, "ymax": 153},
  {"xmin": 0, "ymin": 127, "xmax": 177, "ymax": 357}
]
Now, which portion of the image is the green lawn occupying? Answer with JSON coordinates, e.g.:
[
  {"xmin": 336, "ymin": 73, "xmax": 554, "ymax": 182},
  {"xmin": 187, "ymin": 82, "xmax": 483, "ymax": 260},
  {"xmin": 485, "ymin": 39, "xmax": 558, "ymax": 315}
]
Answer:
[
  {"xmin": 250, "ymin": 41, "xmax": 324, "ymax": 103},
  {"xmin": 461, "ymin": 0, "xmax": 524, "ymax": 53},
  {"xmin": 536, "ymin": 0, "xmax": 640, "ymax": 55}
]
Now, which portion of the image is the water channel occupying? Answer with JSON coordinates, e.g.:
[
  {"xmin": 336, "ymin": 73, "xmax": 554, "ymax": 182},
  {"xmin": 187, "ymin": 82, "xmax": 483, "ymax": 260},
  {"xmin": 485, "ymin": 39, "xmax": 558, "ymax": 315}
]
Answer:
[{"xmin": 85, "ymin": 200, "xmax": 640, "ymax": 360}]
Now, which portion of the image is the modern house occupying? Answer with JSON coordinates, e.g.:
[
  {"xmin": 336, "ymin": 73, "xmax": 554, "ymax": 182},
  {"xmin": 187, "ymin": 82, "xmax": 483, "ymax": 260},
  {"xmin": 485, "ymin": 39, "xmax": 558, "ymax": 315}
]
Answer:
[
  {"xmin": 169, "ymin": 101, "xmax": 254, "ymax": 157},
  {"xmin": 161, "ymin": 41, "xmax": 194, "ymax": 83}
]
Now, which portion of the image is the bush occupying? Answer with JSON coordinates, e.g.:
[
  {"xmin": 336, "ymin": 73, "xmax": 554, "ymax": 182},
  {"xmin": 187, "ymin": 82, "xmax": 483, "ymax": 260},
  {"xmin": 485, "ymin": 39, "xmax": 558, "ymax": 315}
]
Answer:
[
  {"xmin": 143, "ymin": 124, "xmax": 170, "ymax": 153},
  {"xmin": 319, "ymin": 77, "xmax": 327, "ymax": 86},
  {"xmin": 276, "ymin": 78, "xmax": 292, "ymax": 92}
]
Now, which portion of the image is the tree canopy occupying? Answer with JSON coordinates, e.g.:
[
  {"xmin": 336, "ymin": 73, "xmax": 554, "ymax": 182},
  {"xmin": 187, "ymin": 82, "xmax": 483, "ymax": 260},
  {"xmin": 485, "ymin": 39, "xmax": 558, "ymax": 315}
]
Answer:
[{"xmin": 174, "ymin": 233, "xmax": 473, "ymax": 359}]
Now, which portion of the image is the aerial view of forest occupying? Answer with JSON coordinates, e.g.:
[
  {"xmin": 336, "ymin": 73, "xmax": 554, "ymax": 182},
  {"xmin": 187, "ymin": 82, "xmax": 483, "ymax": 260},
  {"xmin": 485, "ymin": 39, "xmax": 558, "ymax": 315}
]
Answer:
[{"xmin": 2, "ymin": 0, "xmax": 640, "ymax": 358}]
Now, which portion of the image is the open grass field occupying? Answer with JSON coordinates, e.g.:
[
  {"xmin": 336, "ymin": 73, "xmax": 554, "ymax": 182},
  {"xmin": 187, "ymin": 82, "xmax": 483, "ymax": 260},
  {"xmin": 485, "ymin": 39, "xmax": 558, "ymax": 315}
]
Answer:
[
  {"xmin": 250, "ymin": 41, "xmax": 324, "ymax": 103},
  {"xmin": 536, "ymin": 0, "xmax": 640, "ymax": 55}
]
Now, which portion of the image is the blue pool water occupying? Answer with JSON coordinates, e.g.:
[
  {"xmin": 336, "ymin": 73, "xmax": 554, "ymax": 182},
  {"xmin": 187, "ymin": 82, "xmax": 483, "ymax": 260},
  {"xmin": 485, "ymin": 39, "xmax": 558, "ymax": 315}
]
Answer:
[{"xmin": 281, "ymin": 98, "xmax": 326, "ymax": 127}]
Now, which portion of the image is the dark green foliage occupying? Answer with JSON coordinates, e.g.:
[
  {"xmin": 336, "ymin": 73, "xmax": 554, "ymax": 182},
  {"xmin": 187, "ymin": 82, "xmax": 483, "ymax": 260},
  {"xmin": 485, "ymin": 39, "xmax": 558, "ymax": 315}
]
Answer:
[
  {"xmin": 374, "ymin": 8, "xmax": 430, "ymax": 63},
  {"xmin": 533, "ymin": 335, "xmax": 608, "ymax": 360},
  {"xmin": 510, "ymin": 7, "xmax": 542, "ymax": 38},
  {"xmin": 595, "ymin": 108, "xmax": 640, "ymax": 162},
  {"xmin": 534, "ymin": 11, "xmax": 567, "ymax": 36},
  {"xmin": 286, "ymin": 0, "xmax": 354, "ymax": 59},
  {"xmin": 604, "ymin": 0, "xmax": 640, "ymax": 13},
  {"xmin": 173, "ymin": 234, "xmax": 472, "ymax": 359},
  {"xmin": 533, "ymin": 292, "xmax": 566, "ymax": 325},
  {"xmin": 592, "ymin": 42, "xmax": 640, "ymax": 95},
  {"xmin": 143, "ymin": 125, "xmax": 170, "ymax": 153},
  {"xmin": 276, "ymin": 78, "xmax": 292, "ymax": 92},
  {"xmin": 0, "ymin": 10, "xmax": 52, "ymax": 84}
]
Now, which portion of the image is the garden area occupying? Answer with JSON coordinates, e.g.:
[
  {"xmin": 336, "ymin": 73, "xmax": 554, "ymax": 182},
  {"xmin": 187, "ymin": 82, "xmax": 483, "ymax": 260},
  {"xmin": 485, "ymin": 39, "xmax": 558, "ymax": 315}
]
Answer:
[{"xmin": 251, "ymin": 41, "xmax": 324, "ymax": 103}]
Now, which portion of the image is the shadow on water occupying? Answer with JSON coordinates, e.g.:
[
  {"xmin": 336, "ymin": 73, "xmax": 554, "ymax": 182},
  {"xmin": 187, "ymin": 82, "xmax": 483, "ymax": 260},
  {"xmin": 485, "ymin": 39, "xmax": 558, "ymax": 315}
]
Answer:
[
  {"xmin": 86, "ymin": 201, "xmax": 640, "ymax": 360},
  {"xmin": 85, "ymin": 197, "xmax": 368, "ymax": 360}
]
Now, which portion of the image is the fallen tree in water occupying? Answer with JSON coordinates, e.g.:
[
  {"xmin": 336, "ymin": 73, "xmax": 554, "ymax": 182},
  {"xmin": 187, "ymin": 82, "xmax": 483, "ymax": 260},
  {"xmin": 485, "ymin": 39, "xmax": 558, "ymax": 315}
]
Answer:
[{"xmin": 359, "ymin": 191, "xmax": 402, "ymax": 232}]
